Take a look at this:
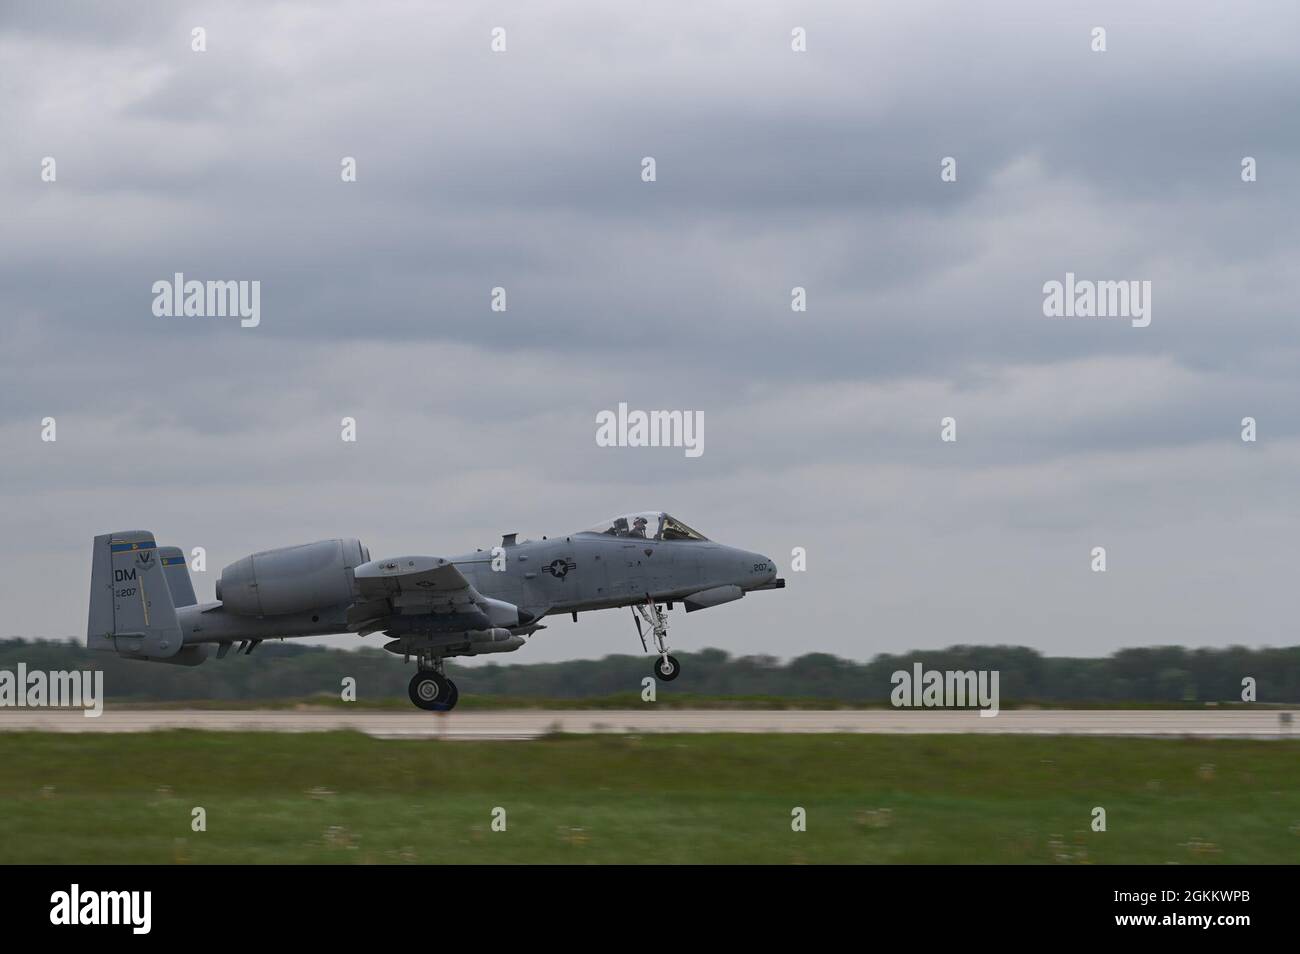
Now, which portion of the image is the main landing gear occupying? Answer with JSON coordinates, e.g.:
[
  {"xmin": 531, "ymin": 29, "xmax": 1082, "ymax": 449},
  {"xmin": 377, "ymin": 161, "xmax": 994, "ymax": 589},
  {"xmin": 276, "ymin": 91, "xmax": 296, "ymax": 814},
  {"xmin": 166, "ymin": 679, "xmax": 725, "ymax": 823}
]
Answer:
[
  {"xmin": 408, "ymin": 656, "xmax": 459, "ymax": 711},
  {"xmin": 634, "ymin": 598, "xmax": 680, "ymax": 682}
]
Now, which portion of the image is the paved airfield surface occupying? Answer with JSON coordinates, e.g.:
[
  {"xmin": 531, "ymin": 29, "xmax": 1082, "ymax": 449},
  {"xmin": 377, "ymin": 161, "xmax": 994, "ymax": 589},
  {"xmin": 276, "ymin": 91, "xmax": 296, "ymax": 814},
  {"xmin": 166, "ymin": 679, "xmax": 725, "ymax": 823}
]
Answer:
[{"xmin": 0, "ymin": 709, "xmax": 1295, "ymax": 740}]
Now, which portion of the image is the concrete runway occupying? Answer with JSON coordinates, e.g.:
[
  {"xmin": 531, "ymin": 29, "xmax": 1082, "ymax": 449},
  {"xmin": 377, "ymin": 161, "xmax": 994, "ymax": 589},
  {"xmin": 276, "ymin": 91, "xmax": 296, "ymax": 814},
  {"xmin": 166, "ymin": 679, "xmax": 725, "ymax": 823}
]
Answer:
[{"xmin": 0, "ymin": 708, "xmax": 1296, "ymax": 740}]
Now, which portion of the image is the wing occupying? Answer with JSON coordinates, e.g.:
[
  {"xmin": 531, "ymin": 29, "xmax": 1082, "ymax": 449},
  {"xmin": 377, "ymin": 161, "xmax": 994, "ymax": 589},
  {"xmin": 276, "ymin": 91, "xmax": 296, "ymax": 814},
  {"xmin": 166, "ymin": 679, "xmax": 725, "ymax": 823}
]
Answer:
[
  {"xmin": 354, "ymin": 556, "xmax": 469, "ymax": 597},
  {"xmin": 348, "ymin": 556, "xmax": 476, "ymax": 635}
]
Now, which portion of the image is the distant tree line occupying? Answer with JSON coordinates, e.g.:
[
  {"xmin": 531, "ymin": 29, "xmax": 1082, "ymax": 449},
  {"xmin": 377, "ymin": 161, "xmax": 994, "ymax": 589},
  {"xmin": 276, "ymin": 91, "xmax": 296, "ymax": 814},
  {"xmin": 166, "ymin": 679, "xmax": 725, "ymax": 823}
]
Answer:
[{"xmin": 1, "ymin": 639, "xmax": 1297, "ymax": 704}]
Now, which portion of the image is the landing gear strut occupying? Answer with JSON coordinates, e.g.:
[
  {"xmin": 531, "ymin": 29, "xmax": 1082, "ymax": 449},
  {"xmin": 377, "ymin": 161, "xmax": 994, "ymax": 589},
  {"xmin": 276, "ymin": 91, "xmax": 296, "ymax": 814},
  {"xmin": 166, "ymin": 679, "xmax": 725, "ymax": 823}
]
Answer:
[
  {"xmin": 408, "ymin": 656, "xmax": 459, "ymax": 711},
  {"xmin": 634, "ymin": 598, "xmax": 680, "ymax": 682}
]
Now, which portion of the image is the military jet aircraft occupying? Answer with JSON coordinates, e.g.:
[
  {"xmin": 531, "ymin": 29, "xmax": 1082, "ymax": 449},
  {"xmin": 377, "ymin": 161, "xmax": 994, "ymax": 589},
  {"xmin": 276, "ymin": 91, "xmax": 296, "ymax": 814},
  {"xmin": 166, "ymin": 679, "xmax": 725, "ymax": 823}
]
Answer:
[{"xmin": 87, "ymin": 512, "xmax": 784, "ymax": 710}]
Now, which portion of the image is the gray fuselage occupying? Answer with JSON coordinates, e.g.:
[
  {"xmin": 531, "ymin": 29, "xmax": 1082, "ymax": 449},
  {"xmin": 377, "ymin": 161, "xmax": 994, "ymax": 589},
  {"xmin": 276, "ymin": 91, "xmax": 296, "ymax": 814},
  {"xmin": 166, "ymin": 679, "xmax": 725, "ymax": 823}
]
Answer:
[
  {"xmin": 172, "ymin": 531, "xmax": 777, "ymax": 647},
  {"xmin": 454, "ymin": 531, "xmax": 777, "ymax": 618}
]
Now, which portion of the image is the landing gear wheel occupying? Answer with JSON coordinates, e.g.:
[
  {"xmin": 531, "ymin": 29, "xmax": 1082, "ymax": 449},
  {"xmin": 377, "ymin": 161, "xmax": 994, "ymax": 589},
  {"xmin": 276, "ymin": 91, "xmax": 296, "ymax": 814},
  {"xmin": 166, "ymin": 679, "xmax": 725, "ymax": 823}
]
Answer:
[
  {"xmin": 409, "ymin": 671, "xmax": 459, "ymax": 711},
  {"xmin": 653, "ymin": 654, "xmax": 681, "ymax": 682}
]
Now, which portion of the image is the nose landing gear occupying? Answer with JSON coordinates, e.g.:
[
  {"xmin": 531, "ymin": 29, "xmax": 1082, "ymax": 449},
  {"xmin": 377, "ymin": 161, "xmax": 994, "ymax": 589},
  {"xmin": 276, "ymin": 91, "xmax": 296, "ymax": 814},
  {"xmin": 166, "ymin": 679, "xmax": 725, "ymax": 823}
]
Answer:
[
  {"xmin": 653, "ymin": 653, "xmax": 680, "ymax": 681},
  {"xmin": 634, "ymin": 598, "xmax": 680, "ymax": 682}
]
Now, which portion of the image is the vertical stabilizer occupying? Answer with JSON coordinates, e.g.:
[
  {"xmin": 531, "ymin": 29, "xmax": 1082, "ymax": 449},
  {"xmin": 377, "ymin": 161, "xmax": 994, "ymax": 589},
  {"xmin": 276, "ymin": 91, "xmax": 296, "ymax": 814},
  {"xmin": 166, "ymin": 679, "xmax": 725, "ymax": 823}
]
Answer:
[
  {"xmin": 159, "ymin": 546, "xmax": 197, "ymax": 607},
  {"xmin": 87, "ymin": 531, "xmax": 184, "ymax": 659}
]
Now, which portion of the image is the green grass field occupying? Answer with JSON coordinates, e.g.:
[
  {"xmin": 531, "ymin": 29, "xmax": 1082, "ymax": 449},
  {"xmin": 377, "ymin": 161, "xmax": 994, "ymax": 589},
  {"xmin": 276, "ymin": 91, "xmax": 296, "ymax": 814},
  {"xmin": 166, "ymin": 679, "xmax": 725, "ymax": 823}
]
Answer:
[{"xmin": 1, "ymin": 732, "xmax": 1297, "ymax": 863}]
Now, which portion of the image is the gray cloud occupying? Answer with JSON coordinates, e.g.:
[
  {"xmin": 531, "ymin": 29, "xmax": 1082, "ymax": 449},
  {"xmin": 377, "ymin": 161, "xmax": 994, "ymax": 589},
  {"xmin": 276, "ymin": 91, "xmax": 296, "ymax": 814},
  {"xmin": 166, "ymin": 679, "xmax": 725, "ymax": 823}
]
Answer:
[{"xmin": 2, "ymin": 0, "xmax": 1298, "ymax": 662}]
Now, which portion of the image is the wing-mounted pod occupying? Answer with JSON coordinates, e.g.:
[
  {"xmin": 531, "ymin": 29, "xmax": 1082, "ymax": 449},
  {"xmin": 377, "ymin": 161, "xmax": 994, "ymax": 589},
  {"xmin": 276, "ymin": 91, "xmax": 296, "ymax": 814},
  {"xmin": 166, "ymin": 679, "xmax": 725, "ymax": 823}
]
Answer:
[
  {"xmin": 383, "ymin": 628, "xmax": 526, "ymax": 659},
  {"xmin": 682, "ymin": 584, "xmax": 744, "ymax": 612}
]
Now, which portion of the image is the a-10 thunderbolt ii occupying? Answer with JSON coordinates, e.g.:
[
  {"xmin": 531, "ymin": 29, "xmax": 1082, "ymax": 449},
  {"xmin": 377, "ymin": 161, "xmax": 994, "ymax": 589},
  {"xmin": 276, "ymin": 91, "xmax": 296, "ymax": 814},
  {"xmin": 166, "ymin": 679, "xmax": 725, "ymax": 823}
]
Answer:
[{"xmin": 87, "ymin": 512, "xmax": 784, "ymax": 710}]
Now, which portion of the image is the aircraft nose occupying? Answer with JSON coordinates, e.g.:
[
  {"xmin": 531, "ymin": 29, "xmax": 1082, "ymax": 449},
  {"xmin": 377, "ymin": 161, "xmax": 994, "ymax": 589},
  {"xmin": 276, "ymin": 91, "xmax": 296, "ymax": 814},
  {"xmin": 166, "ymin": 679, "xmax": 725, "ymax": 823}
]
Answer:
[{"xmin": 743, "ymin": 551, "xmax": 777, "ymax": 586}]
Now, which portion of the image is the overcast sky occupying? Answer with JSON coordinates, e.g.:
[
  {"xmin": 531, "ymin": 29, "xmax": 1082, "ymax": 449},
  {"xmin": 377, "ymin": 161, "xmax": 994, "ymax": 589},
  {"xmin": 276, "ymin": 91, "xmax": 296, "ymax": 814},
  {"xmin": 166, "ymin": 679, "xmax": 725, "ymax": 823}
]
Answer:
[{"xmin": 2, "ymin": 0, "xmax": 1299, "ymax": 663}]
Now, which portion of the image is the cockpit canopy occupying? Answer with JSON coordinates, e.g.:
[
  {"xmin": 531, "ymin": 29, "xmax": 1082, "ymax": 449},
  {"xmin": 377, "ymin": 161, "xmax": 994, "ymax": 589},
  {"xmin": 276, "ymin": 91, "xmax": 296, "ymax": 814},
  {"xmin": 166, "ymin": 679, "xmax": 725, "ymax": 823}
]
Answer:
[{"xmin": 579, "ymin": 512, "xmax": 709, "ymax": 542}]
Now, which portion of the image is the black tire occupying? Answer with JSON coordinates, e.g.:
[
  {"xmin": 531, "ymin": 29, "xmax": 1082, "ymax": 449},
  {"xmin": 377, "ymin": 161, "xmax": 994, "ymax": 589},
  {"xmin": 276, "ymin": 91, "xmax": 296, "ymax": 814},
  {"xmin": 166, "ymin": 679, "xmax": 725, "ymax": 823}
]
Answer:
[
  {"xmin": 409, "ymin": 671, "xmax": 459, "ymax": 711},
  {"xmin": 653, "ymin": 654, "xmax": 681, "ymax": 682}
]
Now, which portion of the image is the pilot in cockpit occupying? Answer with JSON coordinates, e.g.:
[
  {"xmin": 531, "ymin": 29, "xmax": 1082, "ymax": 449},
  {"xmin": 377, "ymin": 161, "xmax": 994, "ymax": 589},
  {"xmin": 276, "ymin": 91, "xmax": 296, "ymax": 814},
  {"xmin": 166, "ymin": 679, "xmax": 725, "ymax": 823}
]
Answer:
[{"xmin": 628, "ymin": 515, "xmax": 649, "ymax": 538}]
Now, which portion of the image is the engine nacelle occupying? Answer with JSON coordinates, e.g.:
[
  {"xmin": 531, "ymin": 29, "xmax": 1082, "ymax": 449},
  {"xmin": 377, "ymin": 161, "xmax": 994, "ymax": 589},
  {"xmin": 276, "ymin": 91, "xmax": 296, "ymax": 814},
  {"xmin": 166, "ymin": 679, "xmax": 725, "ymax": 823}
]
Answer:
[{"xmin": 216, "ymin": 538, "xmax": 370, "ymax": 617}]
